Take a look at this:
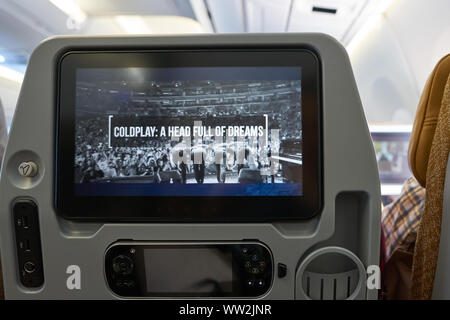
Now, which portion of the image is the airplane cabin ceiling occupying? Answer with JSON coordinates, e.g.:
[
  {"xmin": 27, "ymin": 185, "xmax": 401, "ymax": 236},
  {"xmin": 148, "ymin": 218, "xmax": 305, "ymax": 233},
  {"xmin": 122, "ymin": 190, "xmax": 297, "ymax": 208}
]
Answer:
[
  {"xmin": 73, "ymin": 0, "xmax": 196, "ymax": 18},
  {"xmin": 0, "ymin": 0, "xmax": 387, "ymax": 70},
  {"xmin": 206, "ymin": 0, "xmax": 381, "ymax": 42}
]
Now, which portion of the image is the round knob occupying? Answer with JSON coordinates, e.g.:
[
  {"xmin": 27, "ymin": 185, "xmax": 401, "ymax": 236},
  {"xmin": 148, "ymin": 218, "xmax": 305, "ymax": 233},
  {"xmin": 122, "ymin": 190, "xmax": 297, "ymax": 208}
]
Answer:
[
  {"xmin": 23, "ymin": 261, "xmax": 36, "ymax": 274},
  {"xmin": 112, "ymin": 255, "xmax": 134, "ymax": 276},
  {"xmin": 18, "ymin": 161, "xmax": 38, "ymax": 177}
]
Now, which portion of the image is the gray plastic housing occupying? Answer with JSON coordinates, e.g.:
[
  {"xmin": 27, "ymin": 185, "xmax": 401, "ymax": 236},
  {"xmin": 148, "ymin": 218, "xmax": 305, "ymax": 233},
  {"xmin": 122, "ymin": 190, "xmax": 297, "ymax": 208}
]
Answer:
[{"xmin": 0, "ymin": 33, "xmax": 381, "ymax": 299}]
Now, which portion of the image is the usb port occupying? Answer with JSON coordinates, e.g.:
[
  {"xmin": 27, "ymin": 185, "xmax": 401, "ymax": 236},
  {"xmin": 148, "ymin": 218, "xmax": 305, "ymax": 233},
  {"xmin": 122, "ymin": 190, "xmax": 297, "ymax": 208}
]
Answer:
[
  {"xmin": 24, "ymin": 239, "xmax": 31, "ymax": 252},
  {"xmin": 19, "ymin": 239, "xmax": 32, "ymax": 252},
  {"xmin": 18, "ymin": 216, "xmax": 29, "ymax": 229}
]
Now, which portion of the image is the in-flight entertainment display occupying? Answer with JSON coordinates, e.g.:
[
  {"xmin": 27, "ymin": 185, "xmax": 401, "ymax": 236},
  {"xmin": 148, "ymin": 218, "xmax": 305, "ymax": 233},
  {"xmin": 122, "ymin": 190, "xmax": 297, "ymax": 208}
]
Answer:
[
  {"xmin": 73, "ymin": 67, "xmax": 303, "ymax": 197},
  {"xmin": 56, "ymin": 50, "xmax": 321, "ymax": 221}
]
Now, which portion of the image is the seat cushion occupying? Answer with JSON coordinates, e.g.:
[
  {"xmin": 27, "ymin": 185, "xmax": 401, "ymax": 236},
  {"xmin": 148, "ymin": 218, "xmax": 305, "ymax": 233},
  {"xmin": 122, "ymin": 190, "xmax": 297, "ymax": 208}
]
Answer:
[{"xmin": 409, "ymin": 54, "xmax": 450, "ymax": 187}]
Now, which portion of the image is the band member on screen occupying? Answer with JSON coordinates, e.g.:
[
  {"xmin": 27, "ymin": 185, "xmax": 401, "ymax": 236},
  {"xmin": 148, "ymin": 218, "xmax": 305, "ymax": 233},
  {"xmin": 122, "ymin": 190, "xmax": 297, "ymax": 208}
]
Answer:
[
  {"xmin": 171, "ymin": 147, "xmax": 188, "ymax": 183},
  {"xmin": 214, "ymin": 149, "xmax": 227, "ymax": 183},
  {"xmin": 267, "ymin": 149, "xmax": 275, "ymax": 183},
  {"xmin": 236, "ymin": 144, "xmax": 250, "ymax": 175},
  {"xmin": 179, "ymin": 162, "xmax": 188, "ymax": 183},
  {"xmin": 192, "ymin": 146, "xmax": 206, "ymax": 184}
]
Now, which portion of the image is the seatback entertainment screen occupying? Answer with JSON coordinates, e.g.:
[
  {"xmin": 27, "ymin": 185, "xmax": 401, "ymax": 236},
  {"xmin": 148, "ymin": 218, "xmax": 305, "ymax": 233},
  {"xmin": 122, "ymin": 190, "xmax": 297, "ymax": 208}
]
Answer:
[
  {"xmin": 57, "ymin": 50, "xmax": 321, "ymax": 221},
  {"xmin": 74, "ymin": 67, "xmax": 302, "ymax": 197}
]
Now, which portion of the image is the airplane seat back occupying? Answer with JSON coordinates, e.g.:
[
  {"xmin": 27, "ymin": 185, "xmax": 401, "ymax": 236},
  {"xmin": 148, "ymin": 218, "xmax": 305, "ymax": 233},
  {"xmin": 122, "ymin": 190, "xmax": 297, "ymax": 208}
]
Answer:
[
  {"xmin": 0, "ymin": 34, "xmax": 381, "ymax": 299},
  {"xmin": 408, "ymin": 53, "xmax": 450, "ymax": 299}
]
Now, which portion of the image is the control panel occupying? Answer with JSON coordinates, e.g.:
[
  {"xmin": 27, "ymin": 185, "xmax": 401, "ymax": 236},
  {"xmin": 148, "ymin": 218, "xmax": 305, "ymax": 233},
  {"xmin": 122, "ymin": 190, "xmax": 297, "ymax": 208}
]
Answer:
[
  {"xmin": 12, "ymin": 199, "xmax": 44, "ymax": 287},
  {"xmin": 105, "ymin": 242, "xmax": 273, "ymax": 298}
]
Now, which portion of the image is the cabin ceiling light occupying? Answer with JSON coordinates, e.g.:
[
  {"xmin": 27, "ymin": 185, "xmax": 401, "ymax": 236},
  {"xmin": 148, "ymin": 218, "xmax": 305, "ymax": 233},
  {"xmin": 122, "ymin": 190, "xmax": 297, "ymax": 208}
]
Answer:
[
  {"xmin": 115, "ymin": 16, "xmax": 153, "ymax": 35},
  {"xmin": 48, "ymin": 0, "xmax": 87, "ymax": 24},
  {"xmin": 0, "ymin": 65, "xmax": 24, "ymax": 83},
  {"xmin": 346, "ymin": 0, "xmax": 396, "ymax": 56},
  {"xmin": 115, "ymin": 16, "xmax": 204, "ymax": 35}
]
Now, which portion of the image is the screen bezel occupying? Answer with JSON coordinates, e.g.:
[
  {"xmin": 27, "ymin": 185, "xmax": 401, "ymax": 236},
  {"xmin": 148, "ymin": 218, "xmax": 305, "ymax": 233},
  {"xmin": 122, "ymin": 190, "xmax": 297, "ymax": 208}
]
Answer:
[{"xmin": 56, "ymin": 48, "xmax": 322, "ymax": 222}]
